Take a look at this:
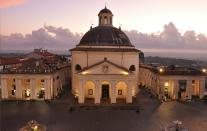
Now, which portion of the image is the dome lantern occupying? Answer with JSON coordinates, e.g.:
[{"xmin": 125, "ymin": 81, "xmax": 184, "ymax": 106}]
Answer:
[
  {"xmin": 98, "ymin": 6, "xmax": 113, "ymax": 26},
  {"xmin": 77, "ymin": 7, "xmax": 133, "ymax": 47}
]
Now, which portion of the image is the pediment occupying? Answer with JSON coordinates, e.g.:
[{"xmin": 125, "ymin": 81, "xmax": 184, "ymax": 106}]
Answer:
[{"xmin": 78, "ymin": 60, "xmax": 130, "ymax": 75}]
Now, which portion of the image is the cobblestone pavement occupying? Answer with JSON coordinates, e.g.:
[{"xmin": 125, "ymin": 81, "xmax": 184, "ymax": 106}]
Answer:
[{"xmin": 1, "ymin": 90, "xmax": 207, "ymax": 131}]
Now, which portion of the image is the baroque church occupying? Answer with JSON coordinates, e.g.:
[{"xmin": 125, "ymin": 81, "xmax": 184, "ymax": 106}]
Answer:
[{"xmin": 70, "ymin": 7, "xmax": 142, "ymax": 104}]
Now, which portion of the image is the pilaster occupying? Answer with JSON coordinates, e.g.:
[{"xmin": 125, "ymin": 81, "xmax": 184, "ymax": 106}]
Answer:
[
  {"xmin": 44, "ymin": 79, "xmax": 51, "ymax": 100},
  {"xmin": 15, "ymin": 79, "xmax": 22, "ymax": 99},
  {"xmin": 78, "ymin": 80, "xmax": 85, "ymax": 103},
  {"xmin": 200, "ymin": 80, "xmax": 205, "ymax": 99},
  {"xmin": 186, "ymin": 80, "xmax": 192, "ymax": 100},
  {"xmin": 95, "ymin": 80, "xmax": 100, "ymax": 104},
  {"xmin": 126, "ymin": 80, "xmax": 132, "ymax": 103},
  {"xmin": 110, "ymin": 80, "xmax": 116, "ymax": 104},
  {"xmin": 30, "ymin": 79, "xmax": 36, "ymax": 99},
  {"xmin": 1, "ymin": 79, "xmax": 8, "ymax": 98}
]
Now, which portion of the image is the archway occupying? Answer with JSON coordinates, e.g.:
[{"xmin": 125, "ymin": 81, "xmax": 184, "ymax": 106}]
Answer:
[
  {"xmin": 84, "ymin": 81, "xmax": 95, "ymax": 99},
  {"xmin": 115, "ymin": 81, "xmax": 127, "ymax": 102}
]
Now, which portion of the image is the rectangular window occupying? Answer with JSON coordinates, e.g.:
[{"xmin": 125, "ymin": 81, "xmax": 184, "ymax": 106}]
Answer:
[
  {"xmin": 88, "ymin": 89, "xmax": 93, "ymax": 95},
  {"xmin": 118, "ymin": 90, "xmax": 122, "ymax": 95},
  {"xmin": 41, "ymin": 79, "xmax": 45, "ymax": 83},
  {"xmin": 26, "ymin": 79, "xmax": 30, "ymax": 82}
]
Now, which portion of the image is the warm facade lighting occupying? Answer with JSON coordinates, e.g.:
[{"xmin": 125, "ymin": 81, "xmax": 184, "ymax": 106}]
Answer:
[
  {"xmin": 122, "ymin": 71, "xmax": 129, "ymax": 75},
  {"xmin": 164, "ymin": 82, "xmax": 169, "ymax": 87},
  {"xmin": 26, "ymin": 89, "xmax": 30, "ymax": 97},
  {"xmin": 159, "ymin": 68, "xmax": 164, "ymax": 73},
  {"xmin": 81, "ymin": 71, "xmax": 88, "ymax": 75},
  {"xmin": 202, "ymin": 68, "xmax": 206, "ymax": 73}
]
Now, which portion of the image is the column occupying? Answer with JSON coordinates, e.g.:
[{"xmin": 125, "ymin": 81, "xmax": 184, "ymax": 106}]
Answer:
[
  {"xmin": 50, "ymin": 77, "xmax": 54, "ymax": 98},
  {"xmin": 111, "ymin": 80, "xmax": 116, "ymax": 104},
  {"xmin": 199, "ymin": 80, "xmax": 205, "ymax": 99},
  {"xmin": 95, "ymin": 80, "xmax": 100, "ymax": 104},
  {"xmin": 173, "ymin": 80, "xmax": 178, "ymax": 100},
  {"xmin": 1, "ymin": 79, "xmax": 8, "ymax": 99},
  {"xmin": 78, "ymin": 80, "xmax": 85, "ymax": 103},
  {"xmin": 44, "ymin": 79, "xmax": 51, "ymax": 100},
  {"xmin": 186, "ymin": 80, "xmax": 192, "ymax": 100},
  {"xmin": 169, "ymin": 80, "xmax": 173, "ymax": 99},
  {"xmin": 158, "ymin": 80, "xmax": 164, "ymax": 99},
  {"xmin": 30, "ymin": 79, "xmax": 36, "ymax": 99},
  {"xmin": 126, "ymin": 80, "xmax": 132, "ymax": 103},
  {"xmin": 15, "ymin": 79, "xmax": 22, "ymax": 99}
]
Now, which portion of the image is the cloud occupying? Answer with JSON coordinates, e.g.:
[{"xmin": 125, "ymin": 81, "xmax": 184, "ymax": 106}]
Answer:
[
  {"xmin": 0, "ymin": 25, "xmax": 82, "ymax": 51},
  {"xmin": 124, "ymin": 22, "xmax": 207, "ymax": 50},
  {"xmin": 0, "ymin": 23, "xmax": 207, "ymax": 55},
  {"xmin": 0, "ymin": 0, "xmax": 26, "ymax": 9}
]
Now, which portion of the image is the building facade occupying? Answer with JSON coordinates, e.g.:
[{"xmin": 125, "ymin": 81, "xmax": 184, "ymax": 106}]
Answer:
[
  {"xmin": 139, "ymin": 65, "xmax": 207, "ymax": 101},
  {"xmin": 70, "ymin": 7, "xmax": 142, "ymax": 104},
  {"xmin": 0, "ymin": 49, "xmax": 70, "ymax": 100}
]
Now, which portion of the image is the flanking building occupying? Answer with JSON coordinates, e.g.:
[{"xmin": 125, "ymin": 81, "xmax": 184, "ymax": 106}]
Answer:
[
  {"xmin": 70, "ymin": 7, "xmax": 142, "ymax": 104},
  {"xmin": 0, "ymin": 49, "xmax": 70, "ymax": 100},
  {"xmin": 139, "ymin": 64, "xmax": 207, "ymax": 101}
]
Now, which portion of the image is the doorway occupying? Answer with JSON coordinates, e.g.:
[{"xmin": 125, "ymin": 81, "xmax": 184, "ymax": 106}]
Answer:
[{"xmin": 102, "ymin": 84, "xmax": 109, "ymax": 99}]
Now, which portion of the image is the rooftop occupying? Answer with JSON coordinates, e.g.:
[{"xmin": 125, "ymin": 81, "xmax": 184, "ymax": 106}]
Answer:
[{"xmin": 140, "ymin": 64, "xmax": 207, "ymax": 76}]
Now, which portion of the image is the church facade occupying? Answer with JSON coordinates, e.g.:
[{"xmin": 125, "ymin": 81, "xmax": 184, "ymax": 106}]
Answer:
[{"xmin": 70, "ymin": 7, "xmax": 142, "ymax": 104}]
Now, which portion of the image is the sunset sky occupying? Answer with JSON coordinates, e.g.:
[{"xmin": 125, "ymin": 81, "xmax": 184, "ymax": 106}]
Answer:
[
  {"xmin": 1, "ymin": 0, "xmax": 207, "ymax": 35},
  {"xmin": 1, "ymin": 0, "xmax": 207, "ymax": 60}
]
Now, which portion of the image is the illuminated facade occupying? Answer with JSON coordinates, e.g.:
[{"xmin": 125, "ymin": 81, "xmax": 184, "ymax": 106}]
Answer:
[
  {"xmin": 70, "ymin": 7, "xmax": 142, "ymax": 104},
  {"xmin": 0, "ymin": 49, "xmax": 70, "ymax": 100},
  {"xmin": 139, "ymin": 65, "xmax": 207, "ymax": 100}
]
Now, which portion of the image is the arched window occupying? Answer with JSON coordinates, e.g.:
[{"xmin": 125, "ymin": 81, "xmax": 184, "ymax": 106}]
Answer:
[
  {"xmin": 75, "ymin": 64, "xmax": 82, "ymax": 71},
  {"xmin": 104, "ymin": 16, "xmax": 108, "ymax": 24},
  {"xmin": 129, "ymin": 65, "xmax": 136, "ymax": 71}
]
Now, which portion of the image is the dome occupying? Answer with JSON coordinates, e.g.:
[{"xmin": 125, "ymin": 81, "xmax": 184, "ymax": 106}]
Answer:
[
  {"xmin": 78, "ymin": 26, "xmax": 133, "ymax": 46},
  {"xmin": 98, "ymin": 7, "xmax": 113, "ymax": 15}
]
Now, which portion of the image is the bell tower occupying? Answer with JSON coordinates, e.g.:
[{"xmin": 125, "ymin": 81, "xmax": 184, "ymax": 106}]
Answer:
[{"xmin": 98, "ymin": 6, "xmax": 113, "ymax": 26}]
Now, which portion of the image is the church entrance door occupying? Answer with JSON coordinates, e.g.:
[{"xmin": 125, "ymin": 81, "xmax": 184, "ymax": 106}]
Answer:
[{"xmin": 102, "ymin": 84, "xmax": 109, "ymax": 99}]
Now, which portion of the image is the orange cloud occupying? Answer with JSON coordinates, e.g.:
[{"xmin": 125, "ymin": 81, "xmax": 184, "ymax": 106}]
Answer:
[{"xmin": 0, "ymin": 0, "xmax": 26, "ymax": 9}]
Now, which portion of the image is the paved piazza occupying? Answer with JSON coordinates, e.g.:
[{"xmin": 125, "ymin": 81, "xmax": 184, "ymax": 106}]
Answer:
[{"xmin": 1, "ymin": 90, "xmax": 207, "ymax": 131}]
